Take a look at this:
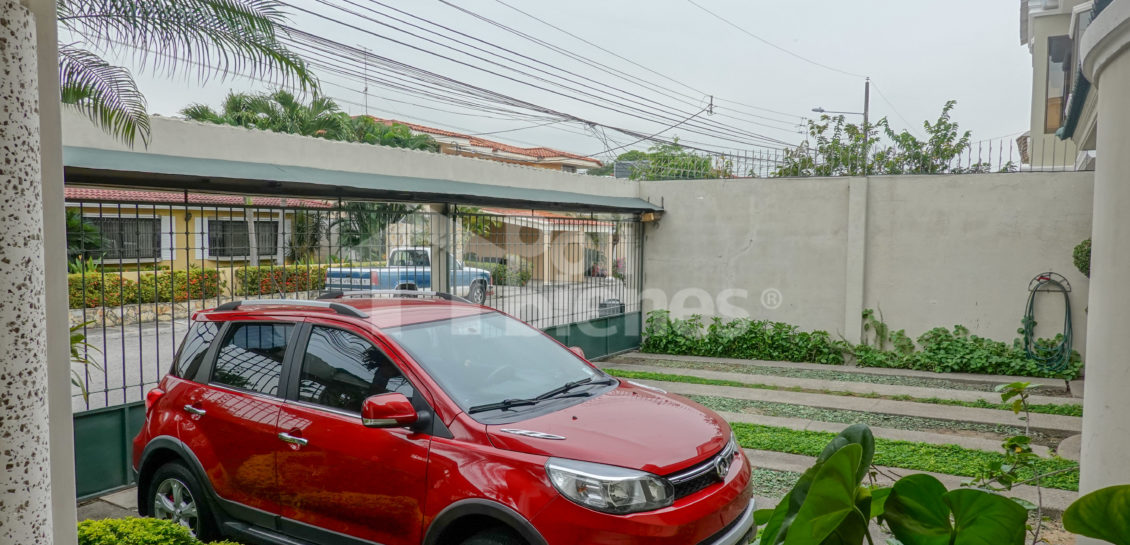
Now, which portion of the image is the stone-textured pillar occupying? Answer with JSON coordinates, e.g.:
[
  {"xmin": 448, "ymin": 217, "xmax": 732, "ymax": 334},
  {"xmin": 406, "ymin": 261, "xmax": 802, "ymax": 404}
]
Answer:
[
  {"xmin": 1078, "ymin": 5, "xmax": 1130, "ymax": 544},
  {"xmin": 0, "ymin": 1, "xmax": 54, "ymax": 543}
]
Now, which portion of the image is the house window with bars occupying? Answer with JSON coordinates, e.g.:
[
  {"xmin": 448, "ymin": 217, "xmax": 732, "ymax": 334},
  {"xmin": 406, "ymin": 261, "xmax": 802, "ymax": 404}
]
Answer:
[
  {"xmin": 208, "ymin": 220, "xmax": 279, "ymax": 258},
  {"xmin": 91, "ymin": 217, "xmax": 162, "ymax": 260}
]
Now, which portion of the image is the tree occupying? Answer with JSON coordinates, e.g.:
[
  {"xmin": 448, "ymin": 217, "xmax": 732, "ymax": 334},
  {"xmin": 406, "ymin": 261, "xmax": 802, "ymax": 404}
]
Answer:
[
  {"xmin": 287, "ymin": 210, "xmax": 327, "ymax": 262},
  {"xmin": 335, "ymin": 203, "xmax": 419, "ymax": 261},
  {"xmin": 182, "ymin": 90, "xmax": 440, "ymax": 152},
  {"xmin": 57, "ymin": 0, "xmax": 315, "ymax": 147},
  {"xmin": 586, "ymin": 141, "xmax": 728, "ymax": 180},
  {"xmin": 65, "ymin": 209, "xmax": 102, "ymax": 261},
  {"xmin": 775, "ymin": 100, "xmax": 978, "ymax": 177}
]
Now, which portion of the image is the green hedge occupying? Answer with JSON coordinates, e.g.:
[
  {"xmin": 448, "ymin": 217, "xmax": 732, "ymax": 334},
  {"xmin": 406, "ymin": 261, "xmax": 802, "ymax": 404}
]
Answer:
[
  {"xmin": 640, "ymin": 310, "xmax": 848, "ymax": 365},
  {"xmin": 853, "ymin": 325, "xmax": 1084, "ymax": 380},
  {"xmin": 78, "ymin": 518, "xmax": 239, "ymax": 545},
  {"xmin": 234, "ymin": 265, "xmax": 329, "ymax": 296},
  {"xmin": 68, "ymin": 269, "xmax": 223, "ymax": 309}
]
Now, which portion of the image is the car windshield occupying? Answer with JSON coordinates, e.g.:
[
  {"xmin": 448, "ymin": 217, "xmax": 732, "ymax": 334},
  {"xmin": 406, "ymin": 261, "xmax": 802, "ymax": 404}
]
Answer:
[{"xmin": 384, "ymin": 313, "xmax": 601, "ymax": 414}]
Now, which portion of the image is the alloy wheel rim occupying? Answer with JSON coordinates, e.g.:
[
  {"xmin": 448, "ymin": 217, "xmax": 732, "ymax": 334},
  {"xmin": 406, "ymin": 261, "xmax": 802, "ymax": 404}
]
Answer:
[{"xmin": 153, "ymin": 477, "xmax": 199, "ymax": 533}]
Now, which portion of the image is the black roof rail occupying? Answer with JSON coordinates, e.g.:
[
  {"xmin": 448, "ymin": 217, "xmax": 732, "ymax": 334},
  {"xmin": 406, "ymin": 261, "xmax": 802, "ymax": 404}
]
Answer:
[
  {"xmin": 319, "ymin": 289, "xmax": 472, "ymax": 305},
  {"xmin": 213, "ymin": 299, "xmax": 368, "ymax": 319}
]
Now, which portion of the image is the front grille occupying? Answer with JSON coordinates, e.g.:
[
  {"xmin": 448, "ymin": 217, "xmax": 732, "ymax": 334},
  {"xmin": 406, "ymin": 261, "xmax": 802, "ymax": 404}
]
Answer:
[{"xmin": 667, "ymin": 440, "xmax": 737, "ymax": 500}]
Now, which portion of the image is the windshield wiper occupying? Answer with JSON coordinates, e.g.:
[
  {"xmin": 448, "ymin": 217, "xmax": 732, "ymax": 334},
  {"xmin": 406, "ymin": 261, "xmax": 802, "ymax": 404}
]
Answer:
[
  {"xmin": 467, "ymin": 398, "xmax": 539, "ymax": 414},
  {"xmin": 467, "ymin": 377, "xmax": 614, "ymax": 415},
  {"xmin": 535, "ymin": 376, "xmax": 615, "ymax": 401}
]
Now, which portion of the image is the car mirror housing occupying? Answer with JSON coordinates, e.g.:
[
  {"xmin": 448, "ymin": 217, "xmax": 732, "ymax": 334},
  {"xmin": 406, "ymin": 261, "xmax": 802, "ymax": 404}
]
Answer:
[
  {"xmin": 568, "ymin": 346, "xmax": 585, "ymax": 358},
  {"xmin": 361, "ymin": 393, "xmax": 418, "ymax": 428}
]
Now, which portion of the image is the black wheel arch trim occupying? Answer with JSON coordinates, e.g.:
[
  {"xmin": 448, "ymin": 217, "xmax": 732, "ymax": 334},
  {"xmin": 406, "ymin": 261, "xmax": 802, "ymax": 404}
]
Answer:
[
  {"xmin": 423, "ymin": 498, "xmax": 548, "ymax": 545},
  {"xmin": 136, "ymin": 436, "xmax": 216, "ymax": 516}
]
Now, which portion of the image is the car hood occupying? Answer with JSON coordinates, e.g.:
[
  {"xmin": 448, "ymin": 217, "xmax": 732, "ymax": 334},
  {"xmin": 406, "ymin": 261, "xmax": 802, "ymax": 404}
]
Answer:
[{"xmin": 484, "ymin": 381, "xmax": 730, "ymax": 475}]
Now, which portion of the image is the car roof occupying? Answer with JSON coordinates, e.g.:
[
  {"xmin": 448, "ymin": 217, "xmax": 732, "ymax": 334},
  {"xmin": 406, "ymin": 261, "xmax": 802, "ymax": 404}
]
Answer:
[{"xmin": 199, "ymin": 298, "xmax": 494, "ymax": 329}]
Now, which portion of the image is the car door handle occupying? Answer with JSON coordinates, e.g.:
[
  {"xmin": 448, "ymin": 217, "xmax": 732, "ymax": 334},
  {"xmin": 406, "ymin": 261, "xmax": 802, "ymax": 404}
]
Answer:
[
  {"xmin": 183, "ymin": 405, "xmax": 206, "ymax": 416},
  {"xmin": 278, "ymin": 432, "xmax": 309, "ymax": 446}
]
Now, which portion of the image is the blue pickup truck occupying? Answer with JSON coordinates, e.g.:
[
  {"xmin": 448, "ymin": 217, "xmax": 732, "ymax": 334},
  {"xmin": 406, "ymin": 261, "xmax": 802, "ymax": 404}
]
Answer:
[{"xmin": 324, "ymin": 247, "xmax": 493, "ymax": 303}]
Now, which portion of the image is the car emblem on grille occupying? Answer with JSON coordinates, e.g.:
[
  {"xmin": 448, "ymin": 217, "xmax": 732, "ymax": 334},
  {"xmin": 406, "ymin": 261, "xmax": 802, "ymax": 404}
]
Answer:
[
  {"xmin": 500, "ymin": 429, "xmax": 566, "ymax": 440},
  {"xmin": 714, "ymin": 453, "xmax": 731, "ymax": 480}
]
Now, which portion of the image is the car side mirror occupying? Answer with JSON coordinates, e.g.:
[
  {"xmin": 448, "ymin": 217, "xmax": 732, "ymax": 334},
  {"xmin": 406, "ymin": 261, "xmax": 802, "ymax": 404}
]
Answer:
[
  {"xmin": 361, "ymin": 393, "xmax": 418, "ymax": 428},
  {"xmin": 568, "ymin": 346, "xmax": 585, "ymax": 358}
]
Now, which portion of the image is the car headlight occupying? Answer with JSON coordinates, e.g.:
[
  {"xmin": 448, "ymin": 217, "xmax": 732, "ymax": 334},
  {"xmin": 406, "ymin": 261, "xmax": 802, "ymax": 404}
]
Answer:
[{"xmin": 545, "ymin": 458, "xmax": 674, "ymax": 514}]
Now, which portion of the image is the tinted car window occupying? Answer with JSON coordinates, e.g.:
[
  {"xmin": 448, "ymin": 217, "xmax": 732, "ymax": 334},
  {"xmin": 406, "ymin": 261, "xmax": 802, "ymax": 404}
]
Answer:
[
  {"xmin": 175, "ymin": 321, "xmax": 219, "ymax": 377},
  {"xmin": 211, "ymin": 323, "xmax": 293, "ymax": 396},
  {"xmin": 298, "ymin": 326, "xmax": 415, "ymax": 413}
]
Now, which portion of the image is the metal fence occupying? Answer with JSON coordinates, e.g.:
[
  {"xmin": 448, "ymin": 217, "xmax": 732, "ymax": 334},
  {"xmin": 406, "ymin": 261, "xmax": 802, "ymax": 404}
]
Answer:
[
  {"xmin": 66, "ymin": 189, "xmax": 643, "ymax": 413},
  {"xmin": 592, "ymin": 135, "xmax": 1085, "ymax": 181}
]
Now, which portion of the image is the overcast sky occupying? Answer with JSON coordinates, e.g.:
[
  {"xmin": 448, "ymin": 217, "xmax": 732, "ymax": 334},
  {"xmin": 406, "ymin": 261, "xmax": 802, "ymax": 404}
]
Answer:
[{"xmin": 103, "ymin": 0, "xmax": 1033, "ymax": 159}]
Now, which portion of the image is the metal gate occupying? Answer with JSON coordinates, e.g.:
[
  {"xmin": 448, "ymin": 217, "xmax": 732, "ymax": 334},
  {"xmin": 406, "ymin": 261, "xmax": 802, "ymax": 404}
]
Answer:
[{"xmin": 66, "ymin": 187, "xmax": 643, "ymax": 498}]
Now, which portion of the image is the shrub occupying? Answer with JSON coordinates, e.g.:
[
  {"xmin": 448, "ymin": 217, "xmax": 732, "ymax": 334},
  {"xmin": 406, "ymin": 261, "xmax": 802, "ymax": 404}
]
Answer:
[
  {"xmin": 467, "ymin": 260, "xmax": 532, "ymax": 287},
  {"xmin": 78, "ymin": 518, "xmax": 198, "ymax": 545},
  {"xmin": 640, "ymin": 310, "xmax": 848, "ymax": 365},
  {"xmin": 1074, "ymin": 238, "xmax": 1091, "ymax": 277},
  {"xmin": 234, "ymin": 264, "xmax": 329, "ymax": 296},
  {"xmin": 68, "ymin": 269, "xmax": 223, "ymax": 308},
  {"xmin": 68, "ymin": 273, "xmax": 138, "ymax": 309},
  {"xmin": 78, "ymin": 518, "xmax": 241, "ymax": 545},
  {"xmin": 137, "ymin": 269, "xmax": 223, "ymax": 303},
  {"xmin": 851, "ymin": 321, "xmax": 1084, "ymax": 380}
]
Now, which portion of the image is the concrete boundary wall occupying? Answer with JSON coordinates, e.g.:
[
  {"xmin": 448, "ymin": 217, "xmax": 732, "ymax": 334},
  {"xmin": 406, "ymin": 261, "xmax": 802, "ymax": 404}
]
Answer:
[{"xmin": 639, "ymin": 172, "xmax": 1094, "ymax": 357}]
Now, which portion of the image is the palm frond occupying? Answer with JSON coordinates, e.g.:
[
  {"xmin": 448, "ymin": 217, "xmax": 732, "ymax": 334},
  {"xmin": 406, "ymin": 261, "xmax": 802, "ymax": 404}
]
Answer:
[
  {"xmin": 59, "ymin": 46, "xmax": 150, "ymax": 147},
  {"xmin": 58, "ymin": 0, "xmax": 316, "ymax": 91}
]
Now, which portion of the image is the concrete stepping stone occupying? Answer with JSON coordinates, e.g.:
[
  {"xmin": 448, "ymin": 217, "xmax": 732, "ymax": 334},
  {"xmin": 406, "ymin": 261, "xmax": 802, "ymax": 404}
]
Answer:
[{"xmin": 1057, "ymin": 434, "xmax": 1082, "ymax": 461}]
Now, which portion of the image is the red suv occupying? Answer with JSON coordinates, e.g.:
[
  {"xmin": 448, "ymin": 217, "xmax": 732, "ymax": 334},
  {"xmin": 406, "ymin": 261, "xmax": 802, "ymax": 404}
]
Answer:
[{"xmin": 133, "ymin": 295, "xmax": 754, "ymax": 545}]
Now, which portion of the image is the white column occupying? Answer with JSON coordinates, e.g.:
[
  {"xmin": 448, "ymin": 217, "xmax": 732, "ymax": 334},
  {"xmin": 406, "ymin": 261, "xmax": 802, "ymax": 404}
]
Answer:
[
  {"xmin": 0, "ymin": 1, "xmax": 55, "ymax": 543},
  {"xmin": 427, "ymin": 204, "xmax": 451, "ymax": 293},
  {"xmin": 1078, "ymin": 6, "xmax": 1130, "ymax": 543}
]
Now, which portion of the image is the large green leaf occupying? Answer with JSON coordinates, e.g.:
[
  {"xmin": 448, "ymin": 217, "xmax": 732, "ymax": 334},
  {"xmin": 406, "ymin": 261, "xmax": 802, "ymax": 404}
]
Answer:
[
  {"xmin": 784, "ymin": 444, "xmax": 866, "ymax": 545},
  {"xmin": 760, "ymin": 425, "xmax": 875, "ymax": 545},
  {"xmin": 869, "ymin": 487, "xmax": 892, "ymax": 519},
  {"xmin": 882, "ymin": 474, "xmax": 951, "ymax": 545},
  {"xmin": 816, "ymin": 424, "xmax": 875, "ymax": 484},
  {"xmin": 1063, "ymin": 485, "xmax": 1130, "ymax": 545},
  {"xmin": 944, "ymin": 488, "xmax": 1027, "ymax": 545}
]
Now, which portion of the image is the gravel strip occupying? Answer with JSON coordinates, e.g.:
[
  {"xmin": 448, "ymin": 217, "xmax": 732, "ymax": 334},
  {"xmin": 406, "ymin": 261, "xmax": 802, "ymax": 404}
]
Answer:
[
  {"xmin": 692, "ymin": 394, "xmax": 1067, "ymax": 446},
  {"xmin": 748, "ymin": 468, "xmax": 802, "ymax": 500}
]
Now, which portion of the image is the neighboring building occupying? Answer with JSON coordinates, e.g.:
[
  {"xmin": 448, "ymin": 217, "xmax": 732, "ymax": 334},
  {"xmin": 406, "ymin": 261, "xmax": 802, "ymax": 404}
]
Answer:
[
  {"xmin": 1020, "ymin": 0, "xmax": 1101, "ymax": 169},
  {"xmin": 64, "ymin": 187, "xmax": 333, "ymax": 274},
  {"xmin": 363, "ymin": 116, "xmax": 603, "ymax": 172}
]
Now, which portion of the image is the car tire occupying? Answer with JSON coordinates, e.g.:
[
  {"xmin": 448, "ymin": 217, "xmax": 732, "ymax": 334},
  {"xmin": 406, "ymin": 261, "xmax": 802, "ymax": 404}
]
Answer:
[
  {"xmin": 459, "ymin": 527, "xmax": 525, "ymax": 545},
  {"xmin": 468, "ymin": 280, "xmax": 487, "ymax": 304},
  {"xmin": 146, "ymin": 461, "xmax": 219, "ymax": 541}
]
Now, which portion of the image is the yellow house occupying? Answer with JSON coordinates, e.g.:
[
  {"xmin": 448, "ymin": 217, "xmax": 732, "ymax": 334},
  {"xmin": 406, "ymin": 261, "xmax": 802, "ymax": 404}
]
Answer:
[{"xmin": 65, "ymin": 186, "xmax": 334, "ymax": 289}]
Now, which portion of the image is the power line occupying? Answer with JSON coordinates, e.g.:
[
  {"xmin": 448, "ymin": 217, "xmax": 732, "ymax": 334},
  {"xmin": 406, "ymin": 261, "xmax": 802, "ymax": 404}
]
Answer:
[
  {"xmin": 683, "ymin": 0, "xmax": 866, "ymax": 79},
  {"xmin": 870, "ymin": 82, "xmax": 920, "ymax": 136},
  {"xmin": 472, "ymin": 0, "xmax": 808, "ymax": 125},
  {"xmin": 584, "ymin": 107, "xmax": 707, "ymax": 157},
  {"xmin": 279, "ymin": 3, "xmax": 796, "ymax": 148}
]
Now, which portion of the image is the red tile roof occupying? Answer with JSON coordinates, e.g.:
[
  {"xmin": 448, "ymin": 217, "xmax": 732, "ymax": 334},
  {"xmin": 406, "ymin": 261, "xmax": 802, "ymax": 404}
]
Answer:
[
  {"xmin": 365, "ymin": 117, "xmax": 601, "ymax": 167},
  {"xmin": 65, "ymin": 187, "xmax": 334, "ymax": 209}
]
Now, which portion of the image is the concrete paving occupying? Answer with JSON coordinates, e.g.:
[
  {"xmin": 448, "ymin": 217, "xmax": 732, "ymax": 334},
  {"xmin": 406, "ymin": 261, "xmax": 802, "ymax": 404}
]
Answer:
[
  {"xmin": 624, "ymin": 352, "xmax": 1084, "ymax": 396},
  {"xmin": 604, "ymin": 362, "xmax": 1076, "ymax": 407},
  {"xmin": 633, "ymin": 379, "xmax": 1083, "ymax": 433},
  {"xmin": 78, "ymin": 487, "xmax": 138, "ymax": 521},
  {"xmin": 742, "ymin": 448, "xmax": 1078, "ymax": 515},
  {"xmin": 719, "ymin": 411, "xmax": 1053, "ymax": 456}
]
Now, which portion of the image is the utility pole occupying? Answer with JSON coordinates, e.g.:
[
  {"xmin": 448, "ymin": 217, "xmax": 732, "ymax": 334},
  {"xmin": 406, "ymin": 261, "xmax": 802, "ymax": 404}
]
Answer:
[
  {"xmin": 361, "ymin": 45, "xmax": 370, "ymax": 115},
  {"xmin": 862, "ymin": 77, "xmax": 871, "ymax": 175}
]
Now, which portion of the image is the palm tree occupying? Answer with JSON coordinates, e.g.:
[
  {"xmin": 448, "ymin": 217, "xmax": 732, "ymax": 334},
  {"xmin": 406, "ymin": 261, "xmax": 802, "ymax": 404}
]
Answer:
[
  {"xmin": 57, "ymin": 0, "xmax": 316, "ymax": 147},
  {"xmin": 183, "ymin": 90, "xmax": 441, "ymax": 152}
]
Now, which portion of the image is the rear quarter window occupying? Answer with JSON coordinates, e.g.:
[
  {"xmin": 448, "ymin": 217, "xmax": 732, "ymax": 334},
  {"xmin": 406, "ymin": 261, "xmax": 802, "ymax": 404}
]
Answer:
[{"xmin": 174, "ymin": 321, "xmax": 220, "ymax": 378}]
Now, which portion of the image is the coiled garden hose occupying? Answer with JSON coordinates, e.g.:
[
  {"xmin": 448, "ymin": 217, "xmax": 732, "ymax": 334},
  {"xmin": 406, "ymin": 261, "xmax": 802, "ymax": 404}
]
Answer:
[{"xmin": 1021, "ymin": 273, "xmax": 1073, "ymax": 373}]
